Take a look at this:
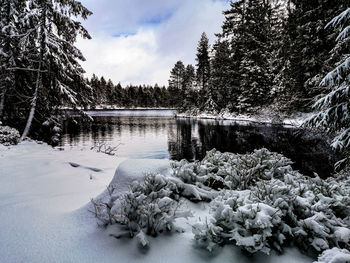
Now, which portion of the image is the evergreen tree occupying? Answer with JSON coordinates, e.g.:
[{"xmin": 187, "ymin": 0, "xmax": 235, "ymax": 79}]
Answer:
[
  {"xmin": 210, "ymin": 39, "xmax": 235, "ymax": 111},
  {"xmin": 105, "ymin": 79, "xmax": 114, "ymax": 105},
  {"xmin": 113, "ymin": 82, "xmax": 123, "ymax": 107},
  {"xmin": 220, "ymin": 0, "xmax": 247, "ymax": 111},
  {"xmin": 195, "ymin": 32, "xmax": 211, "ymax": 109},
  {"xmin": 0, "ymin": 0, "xmax": 26, "ymax": 120},
  {"xmin": 20, "ymin": 0, "xmax": 92, "ymax": 140},
  {"xmin": 305, "ymin": 8, "xmax": 350, "ymax": 163},
  {"xmin": 279, "ymin": 0, "xmax": 349, "ymax": 111},
  {"xmin": 182, "ymin": 64, "xmax": 196, "ymax": 111},
  {"xmin": 221, "ymin": 0, "xmax": 276, "ymax": 112},
  {"xmin": 169, "ymin": 61, "xmax": 185, "ymax": 107}
]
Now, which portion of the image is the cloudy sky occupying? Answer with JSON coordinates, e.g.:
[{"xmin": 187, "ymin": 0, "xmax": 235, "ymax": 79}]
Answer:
[{"xmin": 77, "ymin": 0, "xmax": 230, "ymax": 86}]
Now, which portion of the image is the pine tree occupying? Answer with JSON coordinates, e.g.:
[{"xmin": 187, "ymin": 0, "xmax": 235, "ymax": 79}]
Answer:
[
  {"xmin": 305, "ymin": 8, "xmax": 350, "ymax": 164},
  {"xmin": 195, "ymin": 32, "xmax": 211, "ymax": 110},
  {"xmin": 182, "ymin": 64, "xmax": 196, "ymax": 111},
  {"xmin": 169, "ymin": 61, "xmax": 185, "ymax": 108},
  {"xmin": 0, "ymin": 0, "xmax": 26, "ymax": 120},
  {"xmin": 20, "ymin": 0, "xmax": 92, "ymax": 140},
  {"xmin": 279, "ymin": 0, "xmax": 350, "ymax": 111},
  {"xmin": 210, "ymin": 39, "xmax": 235, "ymax": 111},
  {"xmin": 106, "ymin": 79, "xmax": 115, "ymax": 106},
  {"xmin": 221, "ymin": 0, "xmax": 276, "ymax": 112}
]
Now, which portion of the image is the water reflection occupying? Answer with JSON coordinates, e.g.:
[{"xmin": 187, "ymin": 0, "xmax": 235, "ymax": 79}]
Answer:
[{"xmin": 59, "ymin": 111, "xmax": 340, "ymax": 178}]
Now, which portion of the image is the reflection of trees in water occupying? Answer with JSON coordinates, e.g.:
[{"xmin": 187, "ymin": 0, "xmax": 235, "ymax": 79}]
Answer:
[
  {"xmin": 61, "ymin": 116, "xmax": 170, "ymax": 146},
  {"xmin": 61, "ymin": 115, "xmax": 339, "ymax": 178},
  {"xmin": 169, "ymin": 120, "xmax": 339, "ymax": 178},
  {"xmin": 167, "ymin": 120, "xmax": 202, "ymax": 161}
]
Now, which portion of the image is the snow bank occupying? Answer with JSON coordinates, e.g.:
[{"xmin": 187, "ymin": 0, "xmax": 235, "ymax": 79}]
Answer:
[
  {"xmin": 110, "ymin": 158, "xmax": 171, "ymax": 192},
  {"xmin": 0, "ymin": 142, "xmax": 314, "ymax": 263},
  {"xmin": 176, "ymin": 110, "xmax": 312, "ymax": 127}
]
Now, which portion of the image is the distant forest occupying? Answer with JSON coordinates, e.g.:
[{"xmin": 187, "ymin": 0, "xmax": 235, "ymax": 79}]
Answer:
[
  {"xmin": 83, "ymin": 75, "xmax": 174, "ymax": 108},
  {"xmin": 86, "ymin": 0, "xmax": 350, "ymax": 114}
]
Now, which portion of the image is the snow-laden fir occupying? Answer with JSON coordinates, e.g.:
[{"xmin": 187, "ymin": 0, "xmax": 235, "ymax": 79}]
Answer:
[{"xmin": 305, "ymin": 8, "xmax": 350, "ymax": 157}]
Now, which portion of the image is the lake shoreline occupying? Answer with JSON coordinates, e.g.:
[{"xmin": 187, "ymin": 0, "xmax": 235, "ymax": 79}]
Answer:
[
  {"xmin": 174, "ymin": 111, "xmax": 312, "ymax": 128},
  {"xmin": 60, "ymin": 107, "xmax": 310, "ymax": 128},
  {"xmin": 60, "ymin": 106, "xmax": 176, "ymax": 111}
]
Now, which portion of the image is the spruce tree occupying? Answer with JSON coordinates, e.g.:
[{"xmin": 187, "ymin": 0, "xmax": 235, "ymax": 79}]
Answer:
[
  {"xmin": 0, "ymin": 0, "xmax": 26, "ymax": 121},
  {"xmin": 210, "ymin": 39, "xmax": 235, "ymax": 111},
  {"xmin": 305, "ymin": 8, "xmax": 350, "ymax": 163},
  {"xmin": 20, "ymin": 0, "xmax": 92, "ymax": 140},
  {"xmin": 279, "ymin": 0, "xmax": 350, "ymax": 111},
  {"xmin": 221, "ymin": 0, "xmax": 276, "ymax": 112},
  {"xmin": 168, "ymin": 61, "xmax": 185, "ymax": 108},
  {"xmin": 195, "ymin": 32, "xmax": 211, "ymax": 110},
  {"xmin": 182, "ymin": 64, "xmax": 196, "ymax": 111}
]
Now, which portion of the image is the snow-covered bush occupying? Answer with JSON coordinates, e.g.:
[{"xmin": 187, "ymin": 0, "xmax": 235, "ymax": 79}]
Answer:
[
  {"xmin": 172, "ymin": 148, "xmax": 293, "ymax": 191},
  {"xmin": 314, "ymin": 247, "xmax": 350, "ymax": 263},
  {"xmin": 94, "ymin": 148, "xmax": 350, "ymax": 254},
  {"xmin": 193, "ymin": 189, "xmax": 286, "ymax": 254},
  {"xmin": 0, "ymin": 125, "xmax": 20, "ymax": 145},
  {"xmin": 92, "ymin": 173, "xmax": 192, "ymax": 246},
  {"xmin": 187, "ymin": 149, "xmax": 350, "ymax": 255}
]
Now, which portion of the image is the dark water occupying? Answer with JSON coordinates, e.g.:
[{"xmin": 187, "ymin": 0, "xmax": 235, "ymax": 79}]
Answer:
[{"xmin": 59, "ymin": 110, "xmax": 340, "ymax": 178}]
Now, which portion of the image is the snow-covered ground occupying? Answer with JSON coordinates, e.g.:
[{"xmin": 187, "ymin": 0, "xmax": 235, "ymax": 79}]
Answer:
[{"xmin": 0, "ymin": 142, "xmax": 314, "ymax": 263}]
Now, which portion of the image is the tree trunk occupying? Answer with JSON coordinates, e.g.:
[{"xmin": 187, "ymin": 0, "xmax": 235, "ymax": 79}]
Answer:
[
  {"xmin": 0, "ymin": 86, "xmax": 7, "ymax": 120},
  {"xmin": 19, "ymin": 64, "xmax": 41, "ymax": 141}
]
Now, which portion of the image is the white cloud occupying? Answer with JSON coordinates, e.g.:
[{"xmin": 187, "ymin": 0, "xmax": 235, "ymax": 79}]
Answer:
[{"xmin": 77, "ymin": 0, "xmax": 229, "ymax": 86}]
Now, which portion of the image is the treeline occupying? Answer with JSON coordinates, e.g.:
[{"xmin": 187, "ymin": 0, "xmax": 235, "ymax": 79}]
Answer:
[
  {"xmin": 85, "ymin": 75, "xmax": 175, "ymax": 108},
  {"xmin": 169, "ymin": 0, "xmax": 350, "ymax": 114}
]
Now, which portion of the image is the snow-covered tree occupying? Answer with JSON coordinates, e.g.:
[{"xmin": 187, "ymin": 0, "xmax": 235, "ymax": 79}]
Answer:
[
  {"xmin": 210, "ymin": 39, "xmax": 236, "ymax": 112},
  {"xmin": 19, "ymin": 0, "xmax": 92, "ymax": 140},
  {"xmin": 181, "ymin": 64, "xmax": 197, "ymax": 111},
  {"xmin": 0, "ymin": 0, "xmax": 25, "ymax": 120},
  {"xmin": 220, "ymin": 0, "xmax": 277, "ymax": 112},
  {"xmin": 168, "ymin": 61, "xmax": 185, "ymax": 108},
  {"xmin": 305, "ymin": 8, "xmax": 350, "ymax": 164},
  {"xmin": 279, "ymin": 0, "xmax": 348, "ymax": 111},
  {"xmin": 196, "ymin": 32, "xmax": 211, "ymax": 110}
]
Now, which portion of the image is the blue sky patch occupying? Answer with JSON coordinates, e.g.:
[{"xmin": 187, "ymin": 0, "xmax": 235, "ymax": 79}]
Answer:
[
  {"xmin": 140, "ymin": 10, "xmax": 174, "ymax": 26},
  {"xmin": 112, "ymin": 32, "xmax": 137, "ymax": 38}
]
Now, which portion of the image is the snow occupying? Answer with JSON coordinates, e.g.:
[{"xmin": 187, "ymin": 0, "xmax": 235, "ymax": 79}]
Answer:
[
  {"xmin": 0, "ymin": 141, "xmax": 314, "ymax": 262},
  {"xmin": 315, "ymin": 248, "xmax": 350, "ymax": 263},
  {"xmin": 175, "ymin": 111, "xmax": 311, "ymax": 127},
  {"xmin": 109, "ymin": 158, "xmax": 171, "ymax": 192}
]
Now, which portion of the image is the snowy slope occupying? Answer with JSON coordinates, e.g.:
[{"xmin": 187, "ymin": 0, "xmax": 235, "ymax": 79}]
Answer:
[{"xmin": 0, "ymin": 142, "xmax": 313, "ymax": 263}]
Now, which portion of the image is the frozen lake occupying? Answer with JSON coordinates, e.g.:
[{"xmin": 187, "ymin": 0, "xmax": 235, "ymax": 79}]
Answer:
[{"xmin": 59, "ymin": 109, "xmax": 340, "ymax": 178}]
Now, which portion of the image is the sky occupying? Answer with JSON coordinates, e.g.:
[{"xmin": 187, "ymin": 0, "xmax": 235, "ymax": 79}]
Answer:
[{"xmin": 77, "ymin": 0, "xmax": 230, "ymax": 86}]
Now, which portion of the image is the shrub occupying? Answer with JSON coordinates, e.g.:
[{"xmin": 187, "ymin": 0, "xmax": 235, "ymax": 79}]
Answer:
[
  {"xmin": 0, "ymin": 126, "xmax": 20, "ymax": 145},
  {"xmin": 92, "ymin": 173, "xmax": 192, "ymax": 247},
  {"xmin": 182, "ymin": 149, "xmax": 350, "ymax": 255},
  {"xmin": 172, "ymin": 148, "xmax": 293, "ymax": 191}
]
